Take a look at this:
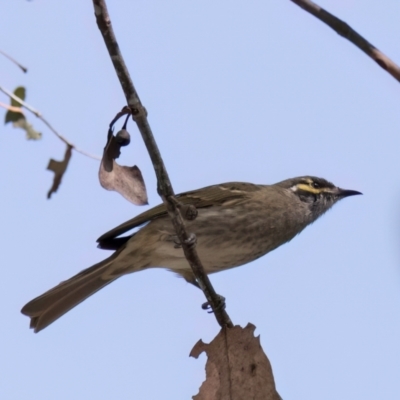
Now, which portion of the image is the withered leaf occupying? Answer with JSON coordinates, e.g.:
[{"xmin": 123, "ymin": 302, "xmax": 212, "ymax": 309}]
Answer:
[
  {"xmin": 47, "ymin": 145, "xmax": 72, "ymax": 199},
  {"xmin": 4, "ymin": 86, "xmax": 41, "ymax": 140},
  {"xmin": 5, "ymin": 87, "xmax": 25, "ymax": 124},
  {"xmin": 190, "ymin": 324, "xmax": 282, "ymax": 400},
  {"xmin": 99, "ymin": 129, "xmax": 148, "ymax": 205},
  {"xmin": 4, "ymin": 86, "xmax": 26, "ymax": 124},
  {"xmin": 4, "ymin": 108, "xmax": 24, "ymax": 124},
  {"xmin": 10, "ymin": 86, "xmax": 25, "ymax": 107},
  {"xmin": 12, "ymin": 118, "xmax": 42, "ymax": 140}
]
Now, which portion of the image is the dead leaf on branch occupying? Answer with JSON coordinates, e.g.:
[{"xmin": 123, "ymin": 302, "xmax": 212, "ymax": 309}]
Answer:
[
  {"xmin": 190, "ymin": 324, "xmax": 282, "ymax": 400},
  {"xmin": 4, "ymin": 86, "xmax": 41, "ymax": 140},
  {"xmin": 99, "ymin": 122, "xmax": 148, "ymax": 205},
  {"xmin": 8, "ymin": 86, "xmax": 25, "ymax": 108},
  {"xmin": 12, "ymin": 118, "xmax": 42, "ymax": 140},
  {"xmin": 47, "ymin": 144, "xmax": 72, "ymax": 199}
]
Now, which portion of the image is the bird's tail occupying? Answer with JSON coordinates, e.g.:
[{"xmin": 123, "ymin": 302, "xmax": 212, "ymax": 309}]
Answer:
[{"xmin": 21, "ymin": 251, "xmax": 122, "ymax": 333}]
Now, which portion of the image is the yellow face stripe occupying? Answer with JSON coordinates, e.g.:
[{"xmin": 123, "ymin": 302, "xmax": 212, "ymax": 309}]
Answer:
[{"xmin": 296, "ymin": 183, "xmax": 330, "ymax": 195}]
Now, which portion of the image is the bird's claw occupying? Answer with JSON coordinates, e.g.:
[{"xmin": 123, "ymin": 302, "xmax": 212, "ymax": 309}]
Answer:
[
  {"xmin": 202, "ymin": 295, "xmax": 226, "ymax": 314},
  {"xmin": 184, "ymin": 233, "xmax": 197, "ymax": 248},
  {"xmin": 171, "ymin": 233, "xmax": 197, "ymax": 249}
]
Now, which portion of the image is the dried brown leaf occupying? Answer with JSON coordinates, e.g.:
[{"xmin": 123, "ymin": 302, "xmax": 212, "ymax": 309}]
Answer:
[
  {"xmin": 99, "ymin": 130, "xmax": 148, "ymax": 205},
  {"xmin": 12, "ymin": 118, "xmax": 42, "ymax": 140},
  {"xmin": 190, "ymin": 324, "xmax": 282, "ymax": 400},
  {"xmin": 46, "ymin": 145, "xmax": 72, "ymax": 199},
  {"xmin": 99, "ymin": 162, "xmax": 147, "ymax": 205}
]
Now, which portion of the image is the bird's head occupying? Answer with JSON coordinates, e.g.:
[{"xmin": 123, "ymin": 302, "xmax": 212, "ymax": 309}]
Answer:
[{"xmin": 276, "ymin": 176, "xmax": 362, "ymax": 221}]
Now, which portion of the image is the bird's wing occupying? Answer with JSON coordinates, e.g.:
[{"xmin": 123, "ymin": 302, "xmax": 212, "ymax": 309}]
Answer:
[{"xmin": 97, "ymin": 182, "xmax": 262, "ymax": 242}]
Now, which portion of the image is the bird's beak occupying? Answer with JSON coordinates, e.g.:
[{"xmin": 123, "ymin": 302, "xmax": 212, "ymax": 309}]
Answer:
[{"xmin": 336, "ymin": 188, "xmax": 363, "ymax": 198}]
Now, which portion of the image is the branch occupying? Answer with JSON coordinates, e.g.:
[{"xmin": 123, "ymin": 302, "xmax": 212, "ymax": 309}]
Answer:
[
  {"xmin": 92, "ymin": 0, "xmax": 233, "ymax": 329},
  {"xmin": 290, "ymin": 0, "xmax": 400, "ymax": 82},
  {"xmin": 0, "ymin": 102, "xmax": 24, "ymax": 113},
  {"xmin": 0, "ymin": 85, "xmax": 100, "ymax": 160},
  {"xmin": 0, "ymin": 49, "xmax": 28, "ymax": 73}
]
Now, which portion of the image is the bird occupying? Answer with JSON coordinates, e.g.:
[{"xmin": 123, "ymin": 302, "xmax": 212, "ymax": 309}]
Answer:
[{"xmin": 21, "ymin": 176, "xmax": 361, "ymax": 332}]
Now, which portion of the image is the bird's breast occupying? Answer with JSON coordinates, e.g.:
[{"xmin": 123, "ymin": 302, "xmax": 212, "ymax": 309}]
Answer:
[{"xmin": 149, "ymin": 199, "xmax": 303, "ymax": 274}]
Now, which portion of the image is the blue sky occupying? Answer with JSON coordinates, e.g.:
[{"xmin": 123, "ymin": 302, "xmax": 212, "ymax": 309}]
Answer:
[{"xmin": 1, "ymin": 1, "xmax": 400, "ymax": 399}]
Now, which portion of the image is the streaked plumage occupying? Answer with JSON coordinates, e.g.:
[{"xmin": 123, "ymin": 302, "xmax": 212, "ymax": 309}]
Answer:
[{"xmin": 21, "ymin": 176, "xmax": 361, "ymax": 332}]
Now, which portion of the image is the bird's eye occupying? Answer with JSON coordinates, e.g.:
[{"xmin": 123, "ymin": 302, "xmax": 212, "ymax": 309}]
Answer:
[{"xmin": 311, "ymin": 181, "xmax": 320, "ymax": 189}]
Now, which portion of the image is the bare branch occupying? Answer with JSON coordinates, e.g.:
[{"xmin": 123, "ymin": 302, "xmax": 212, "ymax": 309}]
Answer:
[
  {"xmin": 0, "ymin": 85, "xmax": 101, "ymax": 160},
  {"xmin": 92, "ymin": 0, "xmax": 233, "ymax": 328},
  {"xmin": 0, "ymin": 102, "xmax": 24, "ymax": 114},
  {"xmin": 290, "ymin": 0, "xmax": 400, "ymax": 82},
  {"xmin": 0, "ymin": 49, "xmax": 28, "ymax": 73}
]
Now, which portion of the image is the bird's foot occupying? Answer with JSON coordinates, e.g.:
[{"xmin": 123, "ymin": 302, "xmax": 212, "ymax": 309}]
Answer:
[
  {"xmin": 184, "ymin": 233, "xmax": 197, "ymax": 248},
  {"xmin": 202, "ymin": 295, "xmax": 226, "ymax": 314},
  {"xmin": 172, "ymin": 233, "xmax": 197, "ymax": 249}
]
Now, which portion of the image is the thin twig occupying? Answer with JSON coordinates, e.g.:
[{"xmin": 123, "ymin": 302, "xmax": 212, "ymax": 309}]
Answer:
[
  {"xmin": 92, "ymin": 0, "xmax": 233, "ymax": 329},
  {"xmin": 0, "ymin": 102, "xmax": 24, "ymax": 113},
  {"xmin": 290, "ymin": 0, "xmax": 400, "ymax": 82},
  {"xmin": 0, "ymin": 85, "xmax": 101, "ymax": 160},
  {"xmin": 0, "ymin": 49, "xmax": 28, "ymax": 73}
]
